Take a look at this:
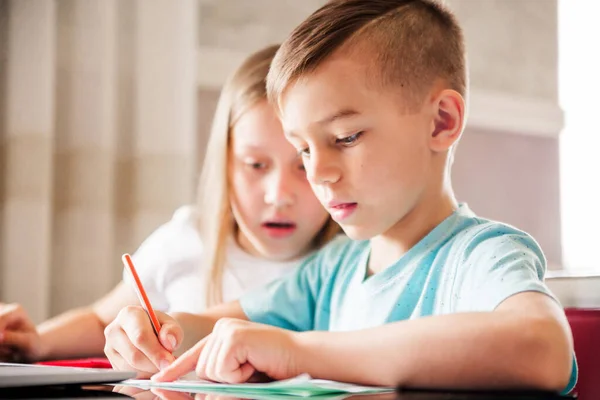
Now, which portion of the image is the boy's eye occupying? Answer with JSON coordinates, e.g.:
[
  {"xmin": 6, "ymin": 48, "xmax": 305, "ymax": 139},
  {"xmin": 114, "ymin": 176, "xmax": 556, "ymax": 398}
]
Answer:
[
  {"xmin": 336, "ymin": 131, "xmax": 363, "ymax": 146},
  {"xmin": 298, "ymin": 148, "xmax": 311, "ymax": 158}
]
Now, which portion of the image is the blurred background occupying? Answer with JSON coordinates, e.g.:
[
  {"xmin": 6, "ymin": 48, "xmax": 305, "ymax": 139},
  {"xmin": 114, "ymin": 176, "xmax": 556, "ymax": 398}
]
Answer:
[{"xmin": 0, "ymin": 0, "xmax": 598, "ymax": 323}]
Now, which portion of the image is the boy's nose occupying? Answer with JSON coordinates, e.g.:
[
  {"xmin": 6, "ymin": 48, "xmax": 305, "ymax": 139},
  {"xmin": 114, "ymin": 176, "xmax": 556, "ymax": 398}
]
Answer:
[{"xmin": 306, "ymin": 151, "xmax": 340, "ymax": 185}]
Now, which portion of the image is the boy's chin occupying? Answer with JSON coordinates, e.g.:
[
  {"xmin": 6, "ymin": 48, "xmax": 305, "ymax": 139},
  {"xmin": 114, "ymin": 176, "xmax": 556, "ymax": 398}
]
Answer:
[{"xmin": 338, "ymin": 224, "xmax": 377, "ymax": 241}]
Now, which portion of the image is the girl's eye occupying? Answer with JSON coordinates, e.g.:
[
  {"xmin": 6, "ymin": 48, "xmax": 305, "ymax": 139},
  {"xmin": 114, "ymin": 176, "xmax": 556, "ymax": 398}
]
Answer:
[
  {"xmin": 336, "ymin": 131, "xmax": 364, "ymax": 146},
  {"xmin": 245, "ymin": 161, "xmax": 267, "ymax": 170}
]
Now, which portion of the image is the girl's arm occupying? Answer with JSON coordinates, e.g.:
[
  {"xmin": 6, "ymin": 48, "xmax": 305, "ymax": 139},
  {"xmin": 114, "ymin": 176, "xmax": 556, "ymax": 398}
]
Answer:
[
  {"xmin": 0, "ymin": 282, "xmax": 138, "ymax": 361},
  {"xmin": 38, "ymin": 281, "xmax": 139, "ymax": 360}
]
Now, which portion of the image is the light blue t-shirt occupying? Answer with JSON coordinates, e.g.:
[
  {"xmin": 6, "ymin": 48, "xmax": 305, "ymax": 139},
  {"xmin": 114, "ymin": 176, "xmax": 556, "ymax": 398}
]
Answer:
[{"xmin": 240, "ymin": 204, "xmax": 577, "ymax": 393}]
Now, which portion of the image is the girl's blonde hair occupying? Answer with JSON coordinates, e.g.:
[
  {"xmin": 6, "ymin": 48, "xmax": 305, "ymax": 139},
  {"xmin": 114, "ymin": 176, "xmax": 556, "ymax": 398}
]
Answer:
[{"xmin": 196, "ymin": 44, "xmax": 340, "ymax": 307}]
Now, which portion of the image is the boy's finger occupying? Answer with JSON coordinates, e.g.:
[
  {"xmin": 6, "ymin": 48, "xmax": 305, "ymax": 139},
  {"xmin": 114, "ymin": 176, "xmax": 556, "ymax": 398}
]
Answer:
[
  {"xmin": 217, "ymin": 343, "xmax": 254, "ymax": 384},
  {"xmin": 202, "ymin": 333, "xmax": 220, "ymax": 381},
  {"xmin": 237, "ymin": 363, "xmax": 255, "ymax": 384},
  {"xmin": 152, "ymin": 337, "xmax": 208, "ymax": 382}
]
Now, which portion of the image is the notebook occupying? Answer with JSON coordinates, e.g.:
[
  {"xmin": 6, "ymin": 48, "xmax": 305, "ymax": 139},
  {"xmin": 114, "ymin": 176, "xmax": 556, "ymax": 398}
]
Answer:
[{"xmin": 118, "ymin": 374, "xmax": 394, "ymax": 397}]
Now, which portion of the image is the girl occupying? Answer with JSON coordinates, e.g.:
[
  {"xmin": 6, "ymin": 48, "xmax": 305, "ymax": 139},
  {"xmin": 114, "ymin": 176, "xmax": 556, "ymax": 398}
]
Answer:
[{"xmin": 0, "ymin": 45, "xmax": 339, "ymax": 363}]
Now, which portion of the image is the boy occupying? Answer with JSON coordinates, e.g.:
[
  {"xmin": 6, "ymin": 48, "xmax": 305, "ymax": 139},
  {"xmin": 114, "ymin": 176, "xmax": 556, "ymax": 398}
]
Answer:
[{"xmin": 104, "ymin": 0, "xmax": 576, "ymax": 393}]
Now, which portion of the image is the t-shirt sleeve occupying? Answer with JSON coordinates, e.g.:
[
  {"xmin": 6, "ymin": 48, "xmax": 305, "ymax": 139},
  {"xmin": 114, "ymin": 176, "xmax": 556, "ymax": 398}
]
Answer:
[
  {"xmin": 452, "ymin": 224, "xmax": 578, "ymax": 395},
  {"xmin": 453, "ymin": 225, "xmax": 554, "ymax": 313},
  {"xmin": 239, "ymin": 235, "xmax": 349, "ymax": 332},
  {"xmin": 123, "ymin": 206, "xmax": 200, "ymax": 312}
]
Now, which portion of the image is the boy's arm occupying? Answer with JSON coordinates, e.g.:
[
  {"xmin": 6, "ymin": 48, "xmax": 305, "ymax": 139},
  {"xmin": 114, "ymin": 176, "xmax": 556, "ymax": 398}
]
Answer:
[
  {"xmin": 155, "ymin": 290, "xmax": 572, "ymax": 390},
  {"xmin": 172, "ymin": 301, "xmax": 249, "ymax": 355},
  {"xmin": 295, "ymin": 291, "xmax": 572, "ymax": 392}
]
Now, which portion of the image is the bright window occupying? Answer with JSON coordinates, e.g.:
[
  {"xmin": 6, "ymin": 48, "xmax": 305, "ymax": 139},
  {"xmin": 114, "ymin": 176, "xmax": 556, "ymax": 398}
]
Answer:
[{"xmin": 559, "ymin": 0, "xmax": 600, "ymax": 271}]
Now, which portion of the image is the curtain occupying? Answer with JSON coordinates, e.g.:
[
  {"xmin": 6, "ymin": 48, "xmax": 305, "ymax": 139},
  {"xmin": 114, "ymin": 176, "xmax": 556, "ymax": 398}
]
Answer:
[{"xmin": 0, "ymin": 0, "xmax": 198, "ymax": 323}]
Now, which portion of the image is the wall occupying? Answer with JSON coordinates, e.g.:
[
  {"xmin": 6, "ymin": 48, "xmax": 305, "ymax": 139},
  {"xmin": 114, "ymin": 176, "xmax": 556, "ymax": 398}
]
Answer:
[
  {"xmin": 196, "ymin": 0, "xmax": 565, "ymax": 265},
  {"xmin": 451, "ymin": 0, "xmax": 563, "ymax": 265}
]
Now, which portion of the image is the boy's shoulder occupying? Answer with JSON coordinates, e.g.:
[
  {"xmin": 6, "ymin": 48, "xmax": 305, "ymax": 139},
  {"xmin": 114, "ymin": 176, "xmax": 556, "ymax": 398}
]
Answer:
[
  {"xmin": 442, "ymin": 207, "xmax": 548, "ymax": 300},
  {"xmin": 414, "ymin": 205, "xmax": 551, "ymax": 314},
  {"xmin": 450, "ymin": 210, "xmax": 545, "ymax": 264}
]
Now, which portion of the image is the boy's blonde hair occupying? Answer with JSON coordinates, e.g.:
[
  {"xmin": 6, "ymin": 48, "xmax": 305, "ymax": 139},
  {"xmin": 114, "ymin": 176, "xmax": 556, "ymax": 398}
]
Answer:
[
  {"xmin": 196, "ymin": 45, "xmax": 340, "ymax": 307},
  {"xmin": 267, "ymin": 0, "xmax": 467, "ymax": 112}
]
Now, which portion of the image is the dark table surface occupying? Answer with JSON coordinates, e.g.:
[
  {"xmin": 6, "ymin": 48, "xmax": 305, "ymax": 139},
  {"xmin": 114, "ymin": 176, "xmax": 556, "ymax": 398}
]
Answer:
[{"xmin": 0, "ymin": 385, "xmax": 576, "ymax": 400}]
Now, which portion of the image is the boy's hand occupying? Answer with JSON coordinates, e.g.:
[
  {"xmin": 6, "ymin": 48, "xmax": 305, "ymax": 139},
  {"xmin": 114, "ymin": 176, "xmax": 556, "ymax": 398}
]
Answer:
[
  {"xmin": 152, "ymin": 319, "xmax": 300, "ymax": 383},
  {"xmin": 104, "ymin": 306, "xmax": 183, "ymax": 377},
  {"xmin": 0, "ymin": 303, "xmax": 45, "ymax": 362}
]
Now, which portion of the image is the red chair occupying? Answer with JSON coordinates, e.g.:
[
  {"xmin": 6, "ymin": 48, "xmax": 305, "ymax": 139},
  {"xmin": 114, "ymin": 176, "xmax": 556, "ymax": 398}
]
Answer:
[{"xmin": 565, "ymin": 308, "xmax": 600, "ymax": 399}]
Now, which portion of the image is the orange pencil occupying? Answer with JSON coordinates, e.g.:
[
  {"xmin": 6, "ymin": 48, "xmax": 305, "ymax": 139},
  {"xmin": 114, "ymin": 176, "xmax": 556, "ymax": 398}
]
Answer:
[{"xmin": 122, "ymin": 253, "xmax": 162, "ymax": 336}]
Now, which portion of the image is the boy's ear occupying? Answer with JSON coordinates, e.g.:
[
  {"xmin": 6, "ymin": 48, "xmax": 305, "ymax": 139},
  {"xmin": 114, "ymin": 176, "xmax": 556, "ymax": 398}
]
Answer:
[{"xmin": 430, "ymin": 89, "xmax": 465, "ymax": 153}]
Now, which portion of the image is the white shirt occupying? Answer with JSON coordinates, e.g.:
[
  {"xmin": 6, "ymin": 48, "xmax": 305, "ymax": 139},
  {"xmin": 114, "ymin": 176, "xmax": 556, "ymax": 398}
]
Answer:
[{"xmin": 123, "ymin": 206, "xmax": 305, "ymax": 313}]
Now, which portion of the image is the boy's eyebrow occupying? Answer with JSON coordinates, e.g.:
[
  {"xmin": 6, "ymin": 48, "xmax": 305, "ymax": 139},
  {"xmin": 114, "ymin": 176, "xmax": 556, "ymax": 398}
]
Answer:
[
  {"xmin": 285, "ymin": 108, "xmax": 360, "ymax": 138},
  {"xmin": 315, "ymin": 108, "xmax": 360, "ymax": 126}
]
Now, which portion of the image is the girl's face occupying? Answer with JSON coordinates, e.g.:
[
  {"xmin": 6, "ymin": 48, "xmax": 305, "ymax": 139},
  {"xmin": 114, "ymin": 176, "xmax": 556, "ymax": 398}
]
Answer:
[{"xmin": 229, "ymin": 100, "xmax": 331, "ymax": 261}]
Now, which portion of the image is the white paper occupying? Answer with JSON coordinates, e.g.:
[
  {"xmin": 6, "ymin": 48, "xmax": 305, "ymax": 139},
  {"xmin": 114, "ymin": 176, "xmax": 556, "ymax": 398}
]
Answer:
[{"xmin": 117, "ymin": 374, "xmax": 394, "ymax": 397}]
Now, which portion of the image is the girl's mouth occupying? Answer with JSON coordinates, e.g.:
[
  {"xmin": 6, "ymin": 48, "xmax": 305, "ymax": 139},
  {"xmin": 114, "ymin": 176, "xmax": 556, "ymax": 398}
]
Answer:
[{"xmin": 261, "ymin": 221, "xmax": 297, "ymax": 238}]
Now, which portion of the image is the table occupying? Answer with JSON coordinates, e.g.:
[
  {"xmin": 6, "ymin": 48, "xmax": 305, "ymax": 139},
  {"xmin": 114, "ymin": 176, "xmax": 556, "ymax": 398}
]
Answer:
[{"xmin": 0, "ymin": 385, "xmax": 576, "ymax": 400}]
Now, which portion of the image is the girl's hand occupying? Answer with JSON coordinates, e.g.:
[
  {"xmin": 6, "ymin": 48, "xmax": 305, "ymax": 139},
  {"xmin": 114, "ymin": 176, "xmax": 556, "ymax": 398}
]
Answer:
[
  {"xmin": 104, "ymin": 306, "xmax": 183, "ymax": 377},
  {"xmin": 153, "ymin": 319, "xmax": 300, "ymax": 383},
  {"xmin": 0, "ymin": 303, "xmax": 45, "ymax": 362}
]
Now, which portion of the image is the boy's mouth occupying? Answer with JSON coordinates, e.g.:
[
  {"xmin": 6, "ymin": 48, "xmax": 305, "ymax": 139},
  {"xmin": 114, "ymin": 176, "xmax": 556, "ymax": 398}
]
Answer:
[
  {"xmin": 327, "ymin": 202, "xmax": 358, "ymax": 221},
  {"xmin": 328, "ymin": 202, "xmax": 356, "ymax": 209},
  {"xmin": 261, "ymin": 221, "xmax": 297, "ymax": 238}
]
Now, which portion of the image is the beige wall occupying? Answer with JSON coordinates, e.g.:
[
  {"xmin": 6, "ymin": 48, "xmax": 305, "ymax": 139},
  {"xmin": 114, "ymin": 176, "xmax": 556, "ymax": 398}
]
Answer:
[
  {"xmin": 198, "ymin": 0, "xmax": 326, "ymax": 52},
  {"xmin": 452, "ymin": 0, "xmax": 558, "ymax": 101},
  {"xmin": 196, "ymin": 0, "xmax": 559, "ymax": 100}
]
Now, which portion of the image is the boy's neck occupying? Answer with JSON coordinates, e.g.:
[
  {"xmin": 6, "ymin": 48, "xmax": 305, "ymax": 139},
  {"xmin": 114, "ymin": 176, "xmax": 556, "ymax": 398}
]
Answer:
[{"xmin": 367, "ymin": 193, "xmax": 458, "ymax": 275}]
